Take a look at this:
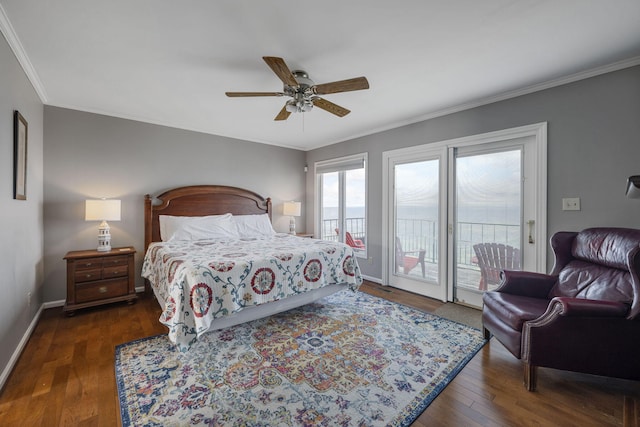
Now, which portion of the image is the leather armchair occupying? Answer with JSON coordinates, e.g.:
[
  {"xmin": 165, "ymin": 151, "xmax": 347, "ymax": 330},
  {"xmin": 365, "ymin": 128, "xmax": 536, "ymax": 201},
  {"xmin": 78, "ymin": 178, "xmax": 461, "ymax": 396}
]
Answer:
[{"xmin": 482, "ymin": 227, "xmax": 640, "ymax": 391}]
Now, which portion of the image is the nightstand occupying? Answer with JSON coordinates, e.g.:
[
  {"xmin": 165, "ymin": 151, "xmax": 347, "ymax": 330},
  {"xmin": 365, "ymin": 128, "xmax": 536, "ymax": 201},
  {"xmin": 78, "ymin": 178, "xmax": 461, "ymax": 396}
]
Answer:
[
  {"xmin": 296, "ymin": 233, "xmax": 314, "ymax": 238},
  {"xmin": 63, "ymin": 246, "xmax": 137, "ymax": 315}
]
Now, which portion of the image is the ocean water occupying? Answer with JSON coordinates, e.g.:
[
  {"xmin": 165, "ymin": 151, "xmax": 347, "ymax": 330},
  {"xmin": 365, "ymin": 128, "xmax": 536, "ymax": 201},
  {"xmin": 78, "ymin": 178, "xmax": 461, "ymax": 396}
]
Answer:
[{"xmin": 322, "ymin": 205, "xmax": 520, "ymax": 225}]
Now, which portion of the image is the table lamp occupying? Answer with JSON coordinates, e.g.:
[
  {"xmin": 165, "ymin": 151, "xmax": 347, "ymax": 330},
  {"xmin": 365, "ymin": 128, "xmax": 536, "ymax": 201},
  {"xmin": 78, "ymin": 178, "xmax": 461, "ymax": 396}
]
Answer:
[
  {"xmin": 85, "ymin": 199, "xmax": 121, "ymax": 251},
  {"xmin": 283, "ymin": 201, "xmax": 301, "ymax": 234},
  {"xmin": 626, "ymin": 176, "xmax": 640, "ymax": 199}
]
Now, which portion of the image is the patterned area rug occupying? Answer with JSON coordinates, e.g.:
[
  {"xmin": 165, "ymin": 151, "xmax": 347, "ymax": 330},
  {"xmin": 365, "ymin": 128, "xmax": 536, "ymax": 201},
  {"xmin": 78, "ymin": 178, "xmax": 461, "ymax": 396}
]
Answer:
[{"xmin": 115, "ymin": 291, "xmax": 486, "ymax": 426}]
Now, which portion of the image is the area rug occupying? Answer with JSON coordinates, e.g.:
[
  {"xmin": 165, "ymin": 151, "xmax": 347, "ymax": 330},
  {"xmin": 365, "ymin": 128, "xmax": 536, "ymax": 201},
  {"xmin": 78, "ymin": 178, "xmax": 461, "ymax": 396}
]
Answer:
[{"xmin": 115, "ymin": 290, "xmax": 486, "ymax": 426}]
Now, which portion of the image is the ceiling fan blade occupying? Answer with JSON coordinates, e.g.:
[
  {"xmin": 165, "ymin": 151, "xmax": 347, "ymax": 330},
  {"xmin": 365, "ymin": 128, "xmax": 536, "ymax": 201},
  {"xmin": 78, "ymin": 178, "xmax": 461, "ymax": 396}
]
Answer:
[
  {"xmin": 274, "ymin": 105, "xmax": 291, "ymax": 121},
  {"xmin": 314, "ymin": 76, "xmax": 369, "ymax": 95},
  {"xmin": 225, "ymin": 92, "xmax": 283, "ymax": 97},
  {"xmin": 313, "ymin": 98, "xmax": 351, "ymax": 117},
  {"xmin": 263, "ymin": 56, "xmax": 299, "ymax": 87}
]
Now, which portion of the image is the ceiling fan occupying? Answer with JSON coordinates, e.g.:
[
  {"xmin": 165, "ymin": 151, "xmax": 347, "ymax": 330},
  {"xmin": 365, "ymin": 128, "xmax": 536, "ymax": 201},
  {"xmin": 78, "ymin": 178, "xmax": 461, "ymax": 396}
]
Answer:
[{"xmin": 225, "ymin": 56, "xmax": 369, "ymax": 121}]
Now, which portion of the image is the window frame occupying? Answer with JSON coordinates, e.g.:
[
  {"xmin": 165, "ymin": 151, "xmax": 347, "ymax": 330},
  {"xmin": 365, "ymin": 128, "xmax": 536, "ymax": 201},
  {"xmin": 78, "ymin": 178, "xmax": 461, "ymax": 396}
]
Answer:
[{"xmin": 315, "ymin": 153, "xmax": 368, "ymax": 259}]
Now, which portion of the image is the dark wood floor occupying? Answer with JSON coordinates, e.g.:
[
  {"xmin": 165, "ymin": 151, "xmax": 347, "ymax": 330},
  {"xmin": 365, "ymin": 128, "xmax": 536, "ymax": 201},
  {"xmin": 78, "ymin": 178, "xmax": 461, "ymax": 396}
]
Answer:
[{"xmin": 0, "ymin": 281, "xmax": 638, "ymax": 426}]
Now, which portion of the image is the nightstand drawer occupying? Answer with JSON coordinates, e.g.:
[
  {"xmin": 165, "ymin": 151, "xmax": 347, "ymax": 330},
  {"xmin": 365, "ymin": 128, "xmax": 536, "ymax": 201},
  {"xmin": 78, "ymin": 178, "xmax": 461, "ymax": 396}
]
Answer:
[
  {"xmin": 103, "ymin": 256, "xmax": 129, "ymax": 267},
  {"xmin": 103, "ymin": 264, "xmax": 128, "ymax": 279},
  {"xmin": 75, "ymin": 278, "xmax": 128, "ymax": 303},
  {"xmin": 75, "ymin": 268, "xmax": 102, "ymax": 283},
  {"xmin": 76, "ymin": 259, "xmax": 103, "ymax": 270}
]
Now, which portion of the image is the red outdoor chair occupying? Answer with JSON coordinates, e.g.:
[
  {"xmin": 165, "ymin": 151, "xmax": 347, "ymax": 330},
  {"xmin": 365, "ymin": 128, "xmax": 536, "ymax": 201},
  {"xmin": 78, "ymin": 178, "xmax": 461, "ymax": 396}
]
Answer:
[
  {"xmin": 335, "ymin": 228, "xmax": 365, "ymax": 250},
  {"xmin": 345, "ymin": 231, "xmax": 365, "ymax": 250},
  {"xmin": 395, "ymin": 237, "xmax": 426, "ymax": 277}
]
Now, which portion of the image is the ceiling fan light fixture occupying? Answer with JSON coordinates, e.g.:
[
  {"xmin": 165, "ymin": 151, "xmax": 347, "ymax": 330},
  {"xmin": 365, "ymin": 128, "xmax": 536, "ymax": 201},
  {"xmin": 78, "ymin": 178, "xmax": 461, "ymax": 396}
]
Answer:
[
  {"xmin": 301, "ymin": 99, "xmax": 313, "ymax": 112},
  {"xmin": 285, "ymin": 100, "xmax": 297, "ymax": 113},
  {"xmin": 285, "ymin": 99, "xmax": 313, "ymax": 113}
]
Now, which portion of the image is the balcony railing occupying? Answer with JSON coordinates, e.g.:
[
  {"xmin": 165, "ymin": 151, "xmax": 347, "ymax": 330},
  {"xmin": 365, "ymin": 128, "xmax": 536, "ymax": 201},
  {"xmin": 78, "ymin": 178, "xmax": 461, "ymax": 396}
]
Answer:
[
  {"xmin": 321, "ymin": 218, "xmax": 366, "ymax": 243},
  {"xmin": 321, "ymin": 217, "xmax": 520, "ymax": 266},
  {"xmin": 455, "ymin": 221, "xmax": 521, "ymax": 266}
]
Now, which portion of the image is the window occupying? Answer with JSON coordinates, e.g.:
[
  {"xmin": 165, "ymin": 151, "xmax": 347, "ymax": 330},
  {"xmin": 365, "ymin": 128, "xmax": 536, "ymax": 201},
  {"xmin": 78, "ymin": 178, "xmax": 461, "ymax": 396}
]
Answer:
[{"xmin": 316, "ymin": 153, "xmax": 367, "ymax": 257}]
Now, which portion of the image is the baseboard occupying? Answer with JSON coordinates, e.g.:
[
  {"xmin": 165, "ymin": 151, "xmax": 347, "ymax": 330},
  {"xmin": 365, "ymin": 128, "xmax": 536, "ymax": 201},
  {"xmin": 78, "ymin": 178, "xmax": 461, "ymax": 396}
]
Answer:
[
  {"xmin": 361, "ymin": 274, "xmax": 383, "ymax": 285},
  {"xmin": 43, "ymin": 299, "xmax": 65, "ymax": 309},
  {"xmin": 0, "ymin": 303, "xmax": 44, "ymax": 391}
]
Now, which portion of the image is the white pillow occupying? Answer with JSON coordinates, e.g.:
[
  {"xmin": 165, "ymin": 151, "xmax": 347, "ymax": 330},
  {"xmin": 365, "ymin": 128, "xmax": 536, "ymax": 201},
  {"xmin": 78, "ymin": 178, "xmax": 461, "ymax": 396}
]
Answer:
[
  {"xmin": 232, "ymin": 214, "xmax": 276, "ymax": 239},
  {"xmin": 159, "ymin": 214, "xmax": 240, "ymax": 241}
]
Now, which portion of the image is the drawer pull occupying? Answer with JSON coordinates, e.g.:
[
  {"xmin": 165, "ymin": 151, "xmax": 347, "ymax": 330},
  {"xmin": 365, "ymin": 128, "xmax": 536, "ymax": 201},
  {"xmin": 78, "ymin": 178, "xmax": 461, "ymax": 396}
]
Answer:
[
  {"xmin": 86, "ymin": 274, "xmax": 93, "ymax": 278},
  {"xmin": 99, "ymin": 286, "xmax": 108, "ymax": 293}
]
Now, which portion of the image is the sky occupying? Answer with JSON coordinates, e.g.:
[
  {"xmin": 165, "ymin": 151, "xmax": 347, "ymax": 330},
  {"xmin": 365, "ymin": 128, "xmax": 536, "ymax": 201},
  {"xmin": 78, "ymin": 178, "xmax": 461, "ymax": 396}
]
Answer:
[{"xmin": 320, "ymin": 149, "xmax": 521, "ymax": 224}]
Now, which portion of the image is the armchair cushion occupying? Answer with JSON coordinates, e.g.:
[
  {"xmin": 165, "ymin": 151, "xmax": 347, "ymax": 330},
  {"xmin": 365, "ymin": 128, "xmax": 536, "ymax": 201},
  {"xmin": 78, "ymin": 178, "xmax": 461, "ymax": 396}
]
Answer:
[
  {"xmin": 548, "ymin": 228, "xmax": 640, "ymax": 315},
  {"xmin": 550, "ymin": 260, "xmax": 634, "ymax": 303},
  {"xmin": 571, "ymin": 228, "xmax": 638, "ymax": 270},
  {"xmin": 483, "ymin": 292, "xmax": 549, "ymax": 331}
]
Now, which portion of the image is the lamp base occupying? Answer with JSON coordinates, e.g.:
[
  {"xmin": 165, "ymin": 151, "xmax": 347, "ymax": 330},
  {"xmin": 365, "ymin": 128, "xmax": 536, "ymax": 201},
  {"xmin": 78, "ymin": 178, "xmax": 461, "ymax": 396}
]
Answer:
[
  {"xmin": 289, "ymin": 216, "xmax": 296, "ymax": 235},
  {"xmin": 97, "ymin": 220, "xmax": 112, "ymax": 252}
]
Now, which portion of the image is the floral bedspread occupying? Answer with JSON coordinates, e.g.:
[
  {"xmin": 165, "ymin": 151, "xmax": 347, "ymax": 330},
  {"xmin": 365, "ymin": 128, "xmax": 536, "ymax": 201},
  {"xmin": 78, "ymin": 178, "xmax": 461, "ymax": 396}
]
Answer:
[{"xmin": 142, "ymin": 234, "xmax": 362, "ymax": 350}]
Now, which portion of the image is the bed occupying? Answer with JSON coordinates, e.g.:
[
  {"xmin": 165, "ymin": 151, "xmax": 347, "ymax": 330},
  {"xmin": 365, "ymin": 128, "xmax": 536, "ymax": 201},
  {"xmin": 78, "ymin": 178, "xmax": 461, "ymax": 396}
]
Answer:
[{"xmin": 141, "ymin": 185, "xmax": 363, "ymax": 350}]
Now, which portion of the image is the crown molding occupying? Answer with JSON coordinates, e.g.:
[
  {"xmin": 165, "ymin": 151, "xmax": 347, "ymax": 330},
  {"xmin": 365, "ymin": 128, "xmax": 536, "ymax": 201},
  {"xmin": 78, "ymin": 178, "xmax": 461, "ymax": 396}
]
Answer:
[
  {"xmin": 304, "ymin": 56, "xmax": 640, "ymax": 150},
  {"xmin": 0, "ymin": 4, "xmax": 48, "ymax": 102},
  {"xmin": 367, "ymin": 56, "xmax": 640, "ymax": 139}
]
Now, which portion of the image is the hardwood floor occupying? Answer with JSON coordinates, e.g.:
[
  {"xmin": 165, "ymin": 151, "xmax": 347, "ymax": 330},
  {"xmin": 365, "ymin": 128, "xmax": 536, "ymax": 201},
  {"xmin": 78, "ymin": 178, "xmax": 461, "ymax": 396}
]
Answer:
[{"xmin": 0, "ymin": 281, "xmax": 638, "ymax": 426}]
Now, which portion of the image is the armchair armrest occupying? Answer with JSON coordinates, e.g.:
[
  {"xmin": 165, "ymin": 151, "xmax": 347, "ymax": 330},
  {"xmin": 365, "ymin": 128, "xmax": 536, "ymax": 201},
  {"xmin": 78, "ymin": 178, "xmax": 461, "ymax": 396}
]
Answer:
[
  {"xmin": 496, "ymin": 270, "xmax": 557, "ymax": 298},
  {"xmin": 551, "ymin": 297, "xmax": 630, "ymax": 318},
  {"xmin": 523, "ymin": 297, "xmax": 630, "ymax": 342}
]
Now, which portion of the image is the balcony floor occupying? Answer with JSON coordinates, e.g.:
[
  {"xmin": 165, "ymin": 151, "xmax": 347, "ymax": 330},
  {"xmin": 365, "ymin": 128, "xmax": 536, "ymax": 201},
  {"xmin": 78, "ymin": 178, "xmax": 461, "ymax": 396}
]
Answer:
[{"xmin": 401, "ymin": 262, "xmax": 488, "ymax": 291}]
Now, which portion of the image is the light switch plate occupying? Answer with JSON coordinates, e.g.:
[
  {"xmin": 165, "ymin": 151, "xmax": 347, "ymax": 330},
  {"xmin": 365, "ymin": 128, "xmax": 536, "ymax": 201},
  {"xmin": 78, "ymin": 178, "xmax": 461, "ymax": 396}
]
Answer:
[{"xmin": 562, "ymin": 197, "xmax": 581, "ymax": 211}]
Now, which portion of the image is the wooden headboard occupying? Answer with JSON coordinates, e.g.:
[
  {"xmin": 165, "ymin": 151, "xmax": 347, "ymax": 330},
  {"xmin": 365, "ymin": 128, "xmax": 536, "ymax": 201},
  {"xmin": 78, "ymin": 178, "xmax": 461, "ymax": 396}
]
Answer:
[{"xmin": 144, "ymin": 185, "xmax": 272, "ymax": 251}]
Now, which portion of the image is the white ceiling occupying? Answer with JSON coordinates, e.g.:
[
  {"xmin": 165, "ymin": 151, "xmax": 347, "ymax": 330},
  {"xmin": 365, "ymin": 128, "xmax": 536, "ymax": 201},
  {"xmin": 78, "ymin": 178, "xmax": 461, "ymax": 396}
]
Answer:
[{"xmin": 2, "ymin": 1, "xmax": 640, "ymax": 151}]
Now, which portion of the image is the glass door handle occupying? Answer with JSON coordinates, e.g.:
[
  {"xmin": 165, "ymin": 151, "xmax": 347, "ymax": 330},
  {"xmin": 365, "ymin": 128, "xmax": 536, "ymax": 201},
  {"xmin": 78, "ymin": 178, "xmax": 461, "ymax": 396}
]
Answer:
[{"xmin": 527, "ymin": 220, "xmax": 535, "ymax": 244}]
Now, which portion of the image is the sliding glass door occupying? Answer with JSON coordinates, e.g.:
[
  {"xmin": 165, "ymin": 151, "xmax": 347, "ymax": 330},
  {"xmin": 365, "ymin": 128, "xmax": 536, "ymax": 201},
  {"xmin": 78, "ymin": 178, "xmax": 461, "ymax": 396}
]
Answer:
[
  {"xmin": 452, "ymin": 145, "xmax": 526, "ymax": 307},
  {"xmin": 387, "ymin": 152, "xmax": 447, "ymax": 300},
  {"xmin": 383, "ymin": 124, "xmax": 547, "ymax": 306}
]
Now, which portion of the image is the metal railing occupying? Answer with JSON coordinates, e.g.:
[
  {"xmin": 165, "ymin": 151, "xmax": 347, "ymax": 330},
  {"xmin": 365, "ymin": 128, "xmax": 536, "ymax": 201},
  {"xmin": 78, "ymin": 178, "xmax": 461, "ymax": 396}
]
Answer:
[
  {"xmin": 456, "ymin": 221, "xmax": 521, "ymax": 265},
  {"xmin": 321, "ymin": 217, "xmax": 366, "ymax": 243},
  {"xmin": 321, "ymin": 217, "xmax": 520, "ymax": 265}
]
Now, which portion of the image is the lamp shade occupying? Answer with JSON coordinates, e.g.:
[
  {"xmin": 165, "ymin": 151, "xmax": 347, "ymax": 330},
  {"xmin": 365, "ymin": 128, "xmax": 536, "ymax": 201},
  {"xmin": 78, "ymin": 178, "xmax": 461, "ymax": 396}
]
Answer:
[
  {"xmin": 626, "ymin": 176, "xmax": 640, "ymax": 199},
  {"xmin": 283, "ymin": 201, "xmax": 301, "ymax": 217},
  {"xmin": 85, "ymin": 199, "xmax": 121, "ymax": 221}
]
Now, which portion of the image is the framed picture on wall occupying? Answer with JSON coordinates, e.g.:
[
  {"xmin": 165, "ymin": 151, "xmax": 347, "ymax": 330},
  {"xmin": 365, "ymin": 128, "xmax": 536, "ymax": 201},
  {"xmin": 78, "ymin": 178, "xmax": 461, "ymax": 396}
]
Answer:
[{"xmin": 13, "ymin": 110, "xmax": 28, "ymax": 200}]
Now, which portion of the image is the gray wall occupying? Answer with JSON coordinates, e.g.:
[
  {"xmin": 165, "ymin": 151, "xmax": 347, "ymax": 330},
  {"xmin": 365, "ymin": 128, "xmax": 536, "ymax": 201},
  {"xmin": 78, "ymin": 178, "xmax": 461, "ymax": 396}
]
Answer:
[
  {"xmin": 306, "ymin": 66, "xmax": 640, "ymax": 280},
  {"xmin": 0, "ymin": 33, "xmax": 44, "ymax": 376},
  {"xmin": 43, "ymin": 107, "xmax": 306, "ymax": 301}
]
